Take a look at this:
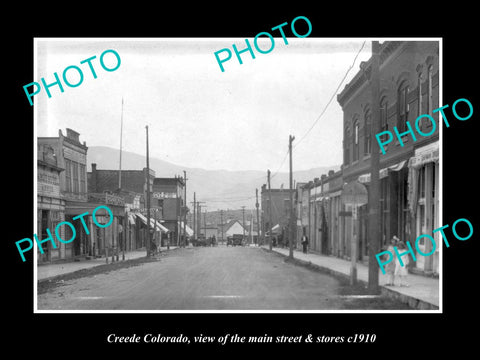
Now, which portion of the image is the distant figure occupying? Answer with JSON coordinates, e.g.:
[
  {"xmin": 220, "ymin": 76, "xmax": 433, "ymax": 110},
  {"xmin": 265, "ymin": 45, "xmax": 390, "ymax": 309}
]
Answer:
[
  {"xmin": 394, "ymin": 239, "xmax": 410, "ymax": 287},
  {"xmin": 384, "ymin": 236, "xmax": 399, "ymax": 286},
  {"xmin": 301, "ymin": 234, "xmax": 309, "ymax": 254}
]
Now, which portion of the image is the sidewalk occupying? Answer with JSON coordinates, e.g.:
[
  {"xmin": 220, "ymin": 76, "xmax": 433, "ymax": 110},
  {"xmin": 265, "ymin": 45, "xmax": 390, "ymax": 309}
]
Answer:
[
  {"xmin": 37, "ymin": 247, "xmax": 178, "ymax": 282},
  {"xmin": 262, "ymin": 245, "xmax": 440, "ymax": 310}
]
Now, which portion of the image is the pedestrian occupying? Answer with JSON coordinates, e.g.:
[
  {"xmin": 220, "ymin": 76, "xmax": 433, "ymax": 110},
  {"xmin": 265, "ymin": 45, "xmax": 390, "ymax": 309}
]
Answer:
[
  {"xmin": 384, "ymin": 236, "xmax": 398, "ymax": 286},
  {"xmin": 394, "ymin": 240, "xmax": 410, "ymax": 287},
  {"xmin": 301, "ymin": 233, "xmax": 309, "ymax": 254}
]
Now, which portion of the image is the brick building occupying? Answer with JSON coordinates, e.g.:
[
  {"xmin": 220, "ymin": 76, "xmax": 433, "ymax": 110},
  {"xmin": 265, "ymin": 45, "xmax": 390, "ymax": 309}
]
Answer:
[
  {"xmin": 337, "ymin": 41, "xmax": 440, "ymax": 274},
  {"xmin": 38, "ymin": 129, "xmax": 125, "ymax": 262},
  {"xmin": 261, "ymin": 184, "xmax": 295, "ymax": 246}
]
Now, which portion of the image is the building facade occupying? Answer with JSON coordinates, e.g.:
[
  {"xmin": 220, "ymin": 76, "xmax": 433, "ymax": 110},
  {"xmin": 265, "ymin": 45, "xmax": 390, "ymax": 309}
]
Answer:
[
  {"xmin": 260, "ymin": 185, "xmax": 295, "ymax": 246},
  {"xmin": 337, "ymin": 41, "xmax": 440, "ymax": 274},
  {"xmin": 37, "ymin": 143, "xmax": 65, "ymax": 262},
  {"xmin": 152, "ymin": 177, "xmax": 186, "ymax": 246},
  {"xmin": 88, "ymin": 164, "xmax": 158, "ymax": 250},
  {"xmin": 38, "ymin": 128, "xmax": 90, "ymax": 261}
]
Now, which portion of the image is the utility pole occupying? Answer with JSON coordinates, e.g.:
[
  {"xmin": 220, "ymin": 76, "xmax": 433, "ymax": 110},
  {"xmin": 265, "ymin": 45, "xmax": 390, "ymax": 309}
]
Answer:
[
  {"xmin": 267, "ymin": 169, "xmax": 273, "ymax": 251},
  {"xmin": 191, "ymin": 192, "xmax": 196, "ymax": 240},
  {"xmin": 183, "ymin": 170, "xmax": 187, "ymax": 247},
  {"xmin": 256, "ymin": 188, "xmax": 260, "ymax": 246},
  {"xmin": 241, "ymin": 206, "xmax": 246, "ymax": 243},
  {"xmin": 368, "ymin": 41, "xmax": 381, "ymax": 294},
  {"xmin": 118, "ymin": 98, "xmax": 124, "ymax": 189},
  {"xmin": 145, "ymin": 125, "xmax": 151, "ymax": 257},
  {"xmin": 289, "ymin": 135, "xmax": 295, "ymax": 259},
  {"xmin": 204, "ymin": 206, "xmax": 207, "ymax": 239},
  {"xmin": 220, "ymin": 209, "xmax": 224, "ymax": 243},
  {"xmin": 196, "ymin": 201, "xmax": 206, "ymax": 238}
]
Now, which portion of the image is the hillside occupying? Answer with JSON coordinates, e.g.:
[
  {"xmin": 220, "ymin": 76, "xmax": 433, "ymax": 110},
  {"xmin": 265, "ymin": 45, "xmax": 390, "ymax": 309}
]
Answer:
[{"xmin": 86, "ymin": 146, "xmax": 340, "ymax": 210}]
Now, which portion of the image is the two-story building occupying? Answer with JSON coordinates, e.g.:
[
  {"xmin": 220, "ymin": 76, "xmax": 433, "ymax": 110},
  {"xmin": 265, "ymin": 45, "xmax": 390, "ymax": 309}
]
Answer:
[
  {"xmin": 337, "ymin": 41, "xmax": 440, "ymax": 275},
  {"xmin": 37, "ymin": 143, "xmax": 65, "ymax": 262},
  {"xmin": 152, "ymin": 176, "xmax": 186, "ymax": 246},
  {"xmin": 261, "ymin": 185, "xmax": 295, "ymax": 247}
]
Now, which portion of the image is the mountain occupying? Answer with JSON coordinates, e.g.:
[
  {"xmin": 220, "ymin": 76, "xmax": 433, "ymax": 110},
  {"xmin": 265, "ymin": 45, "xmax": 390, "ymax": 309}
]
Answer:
[{"xmin": 86, "ymin": 146, "xmax": 340, "ymax": 210}]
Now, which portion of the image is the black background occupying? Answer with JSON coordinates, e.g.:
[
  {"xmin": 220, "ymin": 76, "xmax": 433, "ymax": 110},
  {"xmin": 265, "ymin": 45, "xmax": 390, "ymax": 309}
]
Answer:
[{"xmin": 5, "ymin": 4, "xmax": 478, "ymax": 355}]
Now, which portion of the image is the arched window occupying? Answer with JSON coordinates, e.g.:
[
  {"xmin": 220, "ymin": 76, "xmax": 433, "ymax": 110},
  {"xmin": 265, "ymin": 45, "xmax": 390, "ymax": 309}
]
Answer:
[
  {"xmin": 344, "ymin": 125, "xmax": 350, "ymax": 165},
  {"xmin": 364, "ymin": 109, "xmax": 372, "ymax": 156},
  {"xmin": 352, "ymin": 119, "xmax": 359, "ymax": 162},
  {"xmin": 397, "ymin": 81, "xmax": 410, "ymax": 132},
  {"xmin": 427, "ymin": 64, "xmax": 434, "ymax": 114}
]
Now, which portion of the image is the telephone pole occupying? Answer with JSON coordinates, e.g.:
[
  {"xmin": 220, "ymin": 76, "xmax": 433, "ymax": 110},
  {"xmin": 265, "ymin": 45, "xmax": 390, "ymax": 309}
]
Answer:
[
  {"xmin": 204, "ymin": 206, "xmax": 207, "ymax": 238},
  {"xmin": 267, "ymin": 169, "xmax": 273, "ymax": 251},
  {"xmin": 255, "ymin": 188, "xmax": 260, "ymax": 246},
  {"xmin": 368, "ymin": 41, "xmax": 381, "ymax": 294},
  {"xmin": 289, "ymin": 135, "xmax": 295, "ymax": 259},
  {"xmin": 145, "ymin": 125, "xmax": 151, "ymax": 257},
  {"xmin": 118, "ymin": 98, "xmax": 124, "ymax": 189},
  {"xmin": 241, "ymin": 206, "xmax": 246, "ymax": 242},
  {"xmin": 191, "ymin": 192, "xmax": 196, "ymax": 240},
  {"xmin": 183, "ymin": 170, "xmax": 187, "ymax": 247},
  {"xmin": 220, "ymin": 209, "xmax": 225, "ymax": 243}
]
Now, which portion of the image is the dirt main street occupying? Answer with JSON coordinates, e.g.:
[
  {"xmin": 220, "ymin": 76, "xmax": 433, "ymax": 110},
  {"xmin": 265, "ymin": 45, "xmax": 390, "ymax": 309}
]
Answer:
[{"xmin": 37, "ymin": 246, "xmax": 412, "ymax": 311}]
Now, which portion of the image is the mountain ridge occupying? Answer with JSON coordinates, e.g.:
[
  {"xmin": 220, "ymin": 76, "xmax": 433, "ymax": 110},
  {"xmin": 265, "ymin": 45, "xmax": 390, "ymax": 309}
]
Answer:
[{"xmin": 87, "ymin": 146, "xmax": 340, "ymax": 209}]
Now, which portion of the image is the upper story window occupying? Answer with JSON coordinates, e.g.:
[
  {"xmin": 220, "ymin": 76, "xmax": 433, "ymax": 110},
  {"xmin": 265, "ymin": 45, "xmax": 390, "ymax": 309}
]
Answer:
[
  {"xmin": 427, "ymin": 64, "xmax": 434, "ymax": 115},
  {"xmin": 352, "ymin": 119, "xmax": 359, "ymax": 162},
  {"xmin": 344, "ymin": 125, "xmax": 351, "ymax": 165},
  {"xmin": 397, "ymin": 81, "xmax": 410, "ymax": 132},
  {"xmin": 364, "ymin": 109, "xmax": 372, "ymax": 156}
]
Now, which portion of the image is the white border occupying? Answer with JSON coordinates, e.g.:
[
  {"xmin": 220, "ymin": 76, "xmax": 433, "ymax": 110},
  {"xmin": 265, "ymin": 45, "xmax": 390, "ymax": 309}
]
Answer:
[{"xmin": 33, "ymin": 37, "xmax": 443, "ymax": 314}]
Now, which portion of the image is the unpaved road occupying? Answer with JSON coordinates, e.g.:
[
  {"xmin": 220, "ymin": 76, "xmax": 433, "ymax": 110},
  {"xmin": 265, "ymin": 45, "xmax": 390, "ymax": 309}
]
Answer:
[{"xmin": 37, "ymin": 246, "xmax": 411, "ymax": 310}]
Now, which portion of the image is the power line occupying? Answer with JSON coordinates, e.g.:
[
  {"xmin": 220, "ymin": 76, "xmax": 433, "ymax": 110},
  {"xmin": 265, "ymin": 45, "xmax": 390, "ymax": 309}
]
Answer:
[{"xmin": 294, "ymin": 40, "xmax": 367, "ymax": 148}]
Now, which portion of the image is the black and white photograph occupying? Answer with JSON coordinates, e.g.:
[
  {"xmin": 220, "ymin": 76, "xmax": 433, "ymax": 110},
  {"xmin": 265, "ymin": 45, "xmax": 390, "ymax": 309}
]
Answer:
[
  {"xmin": 33, "ymin": 38, "xmax": 441, "ymax": 313},
  {"xmin": 7, "ymin": 6, "xmax": 479, "ymax": 354}
]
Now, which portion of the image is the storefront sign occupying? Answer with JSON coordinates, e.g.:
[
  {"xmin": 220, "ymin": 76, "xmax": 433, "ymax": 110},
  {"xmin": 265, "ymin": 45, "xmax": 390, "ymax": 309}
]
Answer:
[
  {"xmin": 153, "ymin": 192, "xmax": 176, "ymax": 199},
  {"xmin": 15, "ymin": 205, "xmax": 114, "ymax": 262}
]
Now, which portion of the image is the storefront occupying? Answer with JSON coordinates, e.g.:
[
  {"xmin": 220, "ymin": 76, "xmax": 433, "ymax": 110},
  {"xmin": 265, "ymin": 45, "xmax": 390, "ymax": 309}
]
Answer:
[
  {"xmin": 37, "ymin": 145, "xmax": 66, "ymax": 263},
  {"xmin": 408, "ymin": 141, "xmax": 440, "ymax": 274}
]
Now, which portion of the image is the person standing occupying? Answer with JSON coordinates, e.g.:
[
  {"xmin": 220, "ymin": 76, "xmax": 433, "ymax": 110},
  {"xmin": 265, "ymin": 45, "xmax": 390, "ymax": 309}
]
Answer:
[
  {"xmin": 394, "ymin": 240, "xmax": 410, "ymax": 287},
  {"xmin": 301, "ymin": 233, "xmax": 309, "ymax": 254},
  {"xmin": 384, "ymin": 236, "xmax": 398, "ymax": 286}
]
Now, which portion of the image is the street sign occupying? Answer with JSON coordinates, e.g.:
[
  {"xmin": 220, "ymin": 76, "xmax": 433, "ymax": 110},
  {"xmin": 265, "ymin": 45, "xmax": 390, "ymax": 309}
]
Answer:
[{"xmin": 341, "ymin": 180, "xmax": 368, "ymax": 206}]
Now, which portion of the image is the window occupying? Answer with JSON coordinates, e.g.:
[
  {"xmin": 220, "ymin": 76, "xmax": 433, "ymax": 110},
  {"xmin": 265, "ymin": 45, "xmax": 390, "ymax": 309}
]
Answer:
[
  {"xmin": 72, "ymin": 161, "xmax": 79, "ymax": 193},
  {"xmin": 364, "ymin": 110, "xmax": 372, "ymax": 155},
  {"xmin": 65, "ymin": 159, "xmax": 72, "ymax": 192},
  {"xmin": 379, "ymin": 97, "xmax": 389, "ymax": 144},
  {"xmin": 352, "ymin": 120, "xmax": 359, "ymax": 161},
  {"xmin": 79, "ymin": 164, "xmax": 86, "ymax": 193},
  {"xmin": 427, "ymin": 64, "xmax": 434, "ymax": 115},
  {"xmin": 344, "ymin": 125, "xmax": 350, "ymax": 165},
  {"xmin": 397, "ymin": 81, "xmax": 410, "ymax": 132}
]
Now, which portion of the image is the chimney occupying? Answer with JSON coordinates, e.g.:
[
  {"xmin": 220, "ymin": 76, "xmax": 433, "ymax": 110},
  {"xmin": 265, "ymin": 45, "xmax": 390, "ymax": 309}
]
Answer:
[
  {"xmin": 91, "ymin": 163, "xmax": 97, "ymax": 192},
  {"xmin": 328, "ymin": 170, "xmax": 335, "ymax": 177}
]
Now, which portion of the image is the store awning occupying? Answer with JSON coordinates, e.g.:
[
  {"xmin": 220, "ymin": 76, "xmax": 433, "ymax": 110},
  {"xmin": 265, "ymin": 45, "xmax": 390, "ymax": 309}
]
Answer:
[
  {"xmin": 409, "ymin": 141, "xmax": 439, "ymax": 169},
  {"xmin": 135, "ymin": 213, "xmax": 169, "ymax": 233},
  {"xmin": 358, "ymin": 160, "xmax": 407, "ymax": 184},
  {"xmin": 179, "ymin": 221, "xmax": 194, "ymax": 236}
]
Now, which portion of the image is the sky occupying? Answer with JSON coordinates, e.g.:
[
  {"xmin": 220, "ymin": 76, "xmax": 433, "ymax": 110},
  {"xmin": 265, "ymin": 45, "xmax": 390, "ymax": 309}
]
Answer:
[{"xmin": 35, "ymin": 38, "xmax": 372, "ymax": 172}]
